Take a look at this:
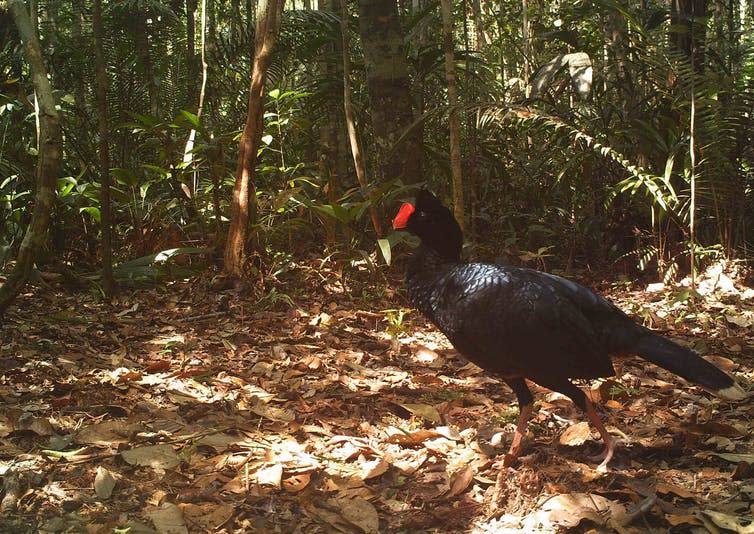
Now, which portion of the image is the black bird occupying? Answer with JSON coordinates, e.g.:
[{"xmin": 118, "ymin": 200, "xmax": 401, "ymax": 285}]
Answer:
[{"xmin": 393, "ymin": 190, "xmax": 745, "ymax": 469}]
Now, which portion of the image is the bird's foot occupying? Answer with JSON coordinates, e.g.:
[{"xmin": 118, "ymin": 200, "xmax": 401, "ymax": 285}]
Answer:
[{"xmin": 589, "ymin": 437, "xmax": 617, "ymax": 472}]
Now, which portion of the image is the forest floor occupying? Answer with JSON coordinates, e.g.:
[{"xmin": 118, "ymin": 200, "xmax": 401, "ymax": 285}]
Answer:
[{"xmin": 1, "ymin": 259, "xmax": 754, "ymax": 533}]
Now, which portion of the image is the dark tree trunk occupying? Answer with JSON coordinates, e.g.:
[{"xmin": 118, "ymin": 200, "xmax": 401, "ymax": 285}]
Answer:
[
  {"xmin": 356, "ymin": 0, "xmax": 421, "ymax": 185},
  {"xmin": 671, "ymin": 0, "xmax": 707, "ymax": 71}
]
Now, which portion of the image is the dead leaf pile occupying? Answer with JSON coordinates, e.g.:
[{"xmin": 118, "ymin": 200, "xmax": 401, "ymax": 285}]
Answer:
[{"xmin": 0, "ymin": 263, "xmax": 752, "ymax": 533}]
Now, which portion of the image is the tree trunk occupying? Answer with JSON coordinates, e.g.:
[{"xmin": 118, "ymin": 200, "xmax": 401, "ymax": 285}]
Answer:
[
  {"xmin": 318, "ymin": 0, "xmax": 344, "ymax": 245},
  {"xmin": 93, "ymin": 0, "xmax": 115, "ymax": 300},
  {"xmin": 223, "ymin": 0, "xmax": 284, "ymax": 277},
  {"xmin": 440, "ymin": 0, "xmax": 464, "ymax": 231},
  {"xmin": 356, "ymin": 0, "xmax": 421, "ymax": 185},
  {"xmin": 186, "ymin": 0, "xmax": 198, "ymax": 106},
  {"xmin": 341, "ymin": 0, "xmax": 383, "ymax": 237},
  {"xmin": 0, "ymin": 0, "xmax": 63, "ymax": 316},
  {"xmin": 671, "ymin": 0, "xmax": 707, "ymax": 71}
]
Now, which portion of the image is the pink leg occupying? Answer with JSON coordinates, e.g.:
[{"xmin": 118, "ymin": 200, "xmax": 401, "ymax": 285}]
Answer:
[
  {"xmin": 504, "ymin": 403, "xmax": 534, "ymax": 466},
  {"xmin": 584, "ymin": 399, "xmax": 616, "ymax": 471}
]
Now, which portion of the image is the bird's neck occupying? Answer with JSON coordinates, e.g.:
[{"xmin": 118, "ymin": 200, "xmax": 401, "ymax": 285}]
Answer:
[
  {"xmin": 407, "ymin": 244, "xmax": 460, "ymax": 275},
  {"xmin": 405, "ymin": 245, "xmax": 460, "ymax": 322}
]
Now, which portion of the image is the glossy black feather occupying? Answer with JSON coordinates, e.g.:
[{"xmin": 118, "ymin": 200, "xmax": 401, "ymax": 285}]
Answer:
[{"xmin": 396, "ymin": 190, "xmax": 743, "ymax": 401}]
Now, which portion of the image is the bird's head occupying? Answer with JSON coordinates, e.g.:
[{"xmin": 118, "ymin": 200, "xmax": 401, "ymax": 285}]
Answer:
[{"xmin": 392, "ymin": 189, "xmax": 463, "ymax": 260}]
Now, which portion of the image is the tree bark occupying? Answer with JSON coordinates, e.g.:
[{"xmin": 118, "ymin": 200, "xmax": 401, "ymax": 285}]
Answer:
[
  {"xmin": 0, "ymin": 0, "xmax": 62, "ymax": 316},
  {"xmin": 356, "ymin": 0, "xmax": 421, "ymax": 185},
  {"xmin": 671, "ymin": 0, "xmax": 707, "ymax": 71},
  {"xmin": 340, "ymin": 0, "xmax": 383, "ymax": 237},
  {"xmin": 440, "ymin": 0, "xmax": 464, "ymax": 231},
  {"xmin": 223, "ymin": 0, "xmax": 284, "ymax": 276},
  {"xmin": 92, "ymin": 0, "xmax": 115, "ymax": 299},
  {"xmin": 318, "ymin": 0, "xmax": 344, "ymax": 245}
]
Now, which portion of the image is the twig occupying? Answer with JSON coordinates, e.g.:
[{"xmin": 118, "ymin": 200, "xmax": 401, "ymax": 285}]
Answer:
[{"xmin": 175, "ymin": 311, "xmax": 228, "ymax": 322}]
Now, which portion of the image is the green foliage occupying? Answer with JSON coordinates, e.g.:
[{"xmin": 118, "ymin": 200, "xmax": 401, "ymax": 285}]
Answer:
[{"xmin": 2, "ymin": 0, "xmax": 752, "ymax": 284}]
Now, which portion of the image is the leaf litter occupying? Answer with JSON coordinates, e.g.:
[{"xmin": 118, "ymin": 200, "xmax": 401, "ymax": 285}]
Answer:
[{"xmin": 0, "ymin": 261, "xmax": 752, "ymax": 533}]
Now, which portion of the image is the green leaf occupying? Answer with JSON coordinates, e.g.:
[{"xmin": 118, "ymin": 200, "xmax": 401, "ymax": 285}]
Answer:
[
  {"xmin": 80, "ymin": 206, "xmax": 101, "ymax": 222},
  {"xmin": 179, "ymin": 110, "xmax": 200, "ymax": 128}
]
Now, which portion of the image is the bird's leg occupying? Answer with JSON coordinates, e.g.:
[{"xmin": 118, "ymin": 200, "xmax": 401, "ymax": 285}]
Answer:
[
  {"xmin": 535, "ymin": 377, "xmax": 617, "ymax": 471},
  {"xmin": 584, "ymin": 399, "xmax": 616, "ymax": 471},
  {"xmin": 507, "ymin": 402, "xmax": 533, "ymax": 459},
  {"xmin": 502, "ymin": 377, "xmax": 534, "ymax": 466}
]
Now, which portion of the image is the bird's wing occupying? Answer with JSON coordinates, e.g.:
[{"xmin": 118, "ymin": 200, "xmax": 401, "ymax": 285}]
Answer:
[{"xmin": 437, "ymin": 265, "xmax": 617, "ymax": 380}]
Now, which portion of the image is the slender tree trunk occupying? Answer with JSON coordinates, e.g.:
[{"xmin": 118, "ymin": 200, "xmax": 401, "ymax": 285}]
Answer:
[
  {"xmin": 93, "ymin": 0, "xmax": 115, "ymax": 299},
  {"xmin": 356, "ymin": 0, "xmax": 421, "ymax": 185},
  {"xmin": 521, "ymin": 0, "xmax": 530, "ymax": 89},
  {"xmin": 340, "ymin": 0, "xmax": 383, "ymax": 237},
  {"xmin": 410, "ymin": 0, "xmax": 426, "ymax": 177},
  {"xmin": 186, "ymin": 0, "xmax": 198, "ymax": 106},
  {"xmin": 223, "ymin": 0, "xmax": 284, "ymax": 276},
  {"xmin": 0, "ymin": 0, "xmax": 62, "ymax": 316},
  {"xmin": 465, "ymin": 0, "xmax": 480, "ymax": 251},
  {"xmin": 440, "ymin": 0, "xmax": 464, "ymax": 231},
  {"xmin": 183, "ymin": 0, "xmax": 208, "ymax": 202}
]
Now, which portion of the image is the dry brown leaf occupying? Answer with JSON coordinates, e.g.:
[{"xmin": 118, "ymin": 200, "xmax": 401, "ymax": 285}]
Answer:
[
  {"xmin": 533, "ymin": 493, "xmax": 628, "ymax": 529},
  {"xmin": 122, "ymin": 444, "xmax": 180, "ymax": 470},
  {"xmin": 282, "ymin": 472, "xmax": 311, "ymax": 492},
  {"xmin": 327, "ymin": 497, "xmax": 379, "ymax": 534},
  {"xmin": 75, "ymin": 420, "xmax": 143, "ymax": 445},
  {"xmin": 559, "ymin": 421, "xmax": 592, "ymax": 447},
  {"xmin": 255, "ymin": 464, "xmax": 283, "ymax": 488},
  {"xmin": 359, "ymin": 457, "xmax": 389, "ymax": 480},
  {"xmin": 249, "ymin": 402, "xmax": 295, "ymax": 423},
  {"xmin": 665, "ymin": 513, "xmax": 704, "ymax": 527},
  {"xmin": 655, "ymin": 481, "xmax": 694, "ymax": 499},
  {"xmin": 145, "ymin": 502, "xmax": 188, "ymax": 534},
  {"xmin": 395, "ymin": 402, "xmax": 442, "ymax": 424},
  {"xmin": 702, "ymin": 510, "xmax": 754, "ymax": 533},
  {"xmin": 446, "ymin": 464, "xmax": 475, "ymax": 498},
  {"xmin": 180, "ymin": 503, "xmax": 234, "ymax": 531}
]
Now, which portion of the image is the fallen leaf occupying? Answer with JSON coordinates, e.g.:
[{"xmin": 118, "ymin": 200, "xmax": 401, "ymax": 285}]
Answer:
[
  {"xmin": 94, "ymin": 466, "xmax": 116, "ymax": 499},
  {"xmin": 559, "ymin": 421, "xmax": 592, "ymax": 447},
  {"xmin": 702, "ymin": 510, "xmax": 754, "ymax": 533},
  {"xmin": 533, "ymin": 493, "xmax": 628, "ymax": 529},
  {"xmin": 395, "ymin": 402, "xmax": 442, "ymax": 424},
  {"xmin": 666, "ymin": 513, "xmax": 704, "ymax": 527},
  {"xmin": 360, "ymin": 458, "xmax": 389, "ymax": 480},
  {"xmin": 255, "ymin": 464, "xmax": 283, "ymax": 488},
  {"xmin": 145, "ymin": 502, "xmax": 188, "ymax": 534},
  {"xmin": 446, "ymin": 464, "xmax": 475, "ymax": 498},
  {"xmin": 709, "ymin": 453, "xmax": 754, "ymax": 464},
  {"xmin": 180, "ymin": 503, "xmax": 234, "ymax": 530},
  {"xmin": 330, "ymin": 497, "xmax": 379, "ymax": 534},
  {"xmin": 122, "ymin": 444, "xmax": 180, "ymax": 470},
  {"xmin": 282, "ymin": 472, "xmax": 311, "ymax": 492},
  {"xmin": 250, "ymin": 403, "xmax": 296, "ymax": 423},
  {"xmin": 656, "ymin": 482, "xmax": 694, "ymax": 499}
]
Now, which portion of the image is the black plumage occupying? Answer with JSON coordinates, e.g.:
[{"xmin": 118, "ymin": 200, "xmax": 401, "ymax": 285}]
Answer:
[{"xmin": 393, "ymin": 190, "xmax": 745, "ymax": 469}]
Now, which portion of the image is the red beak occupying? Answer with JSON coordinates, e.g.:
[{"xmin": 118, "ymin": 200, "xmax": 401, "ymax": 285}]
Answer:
[{"xmin": 392, "ymin": 203, "xmax": 415, "ymax": 229}]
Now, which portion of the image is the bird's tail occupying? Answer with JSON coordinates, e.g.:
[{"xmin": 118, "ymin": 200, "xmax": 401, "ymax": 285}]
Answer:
[{"xmin": 634, "ymin": 332, "xmax": 746, "ymax": 400}]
